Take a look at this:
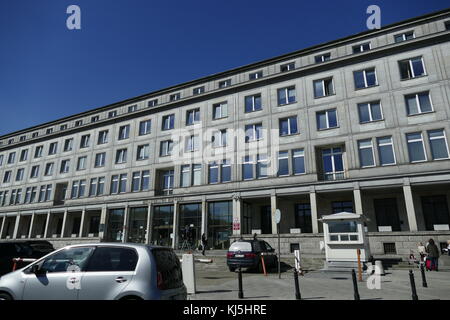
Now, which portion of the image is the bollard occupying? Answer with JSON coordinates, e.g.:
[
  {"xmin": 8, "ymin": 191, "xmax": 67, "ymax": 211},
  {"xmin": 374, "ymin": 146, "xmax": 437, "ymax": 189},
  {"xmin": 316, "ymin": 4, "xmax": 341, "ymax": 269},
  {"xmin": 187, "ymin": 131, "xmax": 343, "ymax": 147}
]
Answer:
[
  {"xmin": 420, "ymin": 264, "xmax": 428, "ymax": 288},
  {"xmin": 238, "ymin": 268, "xmax": 244, "ymax": 299},
  {"xmin": 351, "ymin": 269, "xmax": 360, "ymax": 300},
  {"xmin": 293, "ymin": 270, "xmax": 301, "ymax": 300},
  {"xmin": 409, "ymin": 270, "xmax": 419, "ymax": 300}
]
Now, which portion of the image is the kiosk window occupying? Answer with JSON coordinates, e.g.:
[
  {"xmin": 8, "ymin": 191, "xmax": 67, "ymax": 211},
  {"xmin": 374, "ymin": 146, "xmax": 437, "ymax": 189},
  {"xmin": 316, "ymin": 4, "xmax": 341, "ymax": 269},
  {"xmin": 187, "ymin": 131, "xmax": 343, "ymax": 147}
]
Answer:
[{"xmin": 328, "ymin": 221, "xmax": 357, "ymax": 233}]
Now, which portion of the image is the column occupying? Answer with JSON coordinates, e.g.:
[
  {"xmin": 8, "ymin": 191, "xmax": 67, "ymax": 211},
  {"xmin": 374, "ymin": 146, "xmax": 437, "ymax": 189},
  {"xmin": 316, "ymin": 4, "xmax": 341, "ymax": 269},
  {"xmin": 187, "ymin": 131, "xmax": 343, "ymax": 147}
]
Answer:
[
  {"xmin": 43, "ymin": 212, "xmax": 51, "ymax": 239},
  {"xmin": 232, "ymin": 195, "xmax": 242, "ymax": 236},
  {"xmin": 353, "ymin": 188, "xmax": 363, "ymax": 215},
  {"xmin": 28, "ymin": 212, "xmax": 36, "ymax": 239},
  {"xmin": 309, "ymin": 191, "xmax": 319, "ymax": 234},
  {"xmin": 201, "ymin": 197, "xmax": 207, "ymax": 238},
  {"xmin": 271, "ymin": 193, "xmax": 278, "ymax": 234},
  {"xmin": 78, "ymin": 208, "xmax": 86, "ymax": 238},
  {"xmin": 122, "ymin": 205, "xmax": 130, "ymax": 243},
  {"xmin": 403, "ymin": 184, "xmax": 418, "ymax": 232},
  {"xmin": 145, "ymin": 202, "xmax": 153, "ymax": 244},
  {"xmin": 172, "ymin": 201, "xmax": 179, "ymax": 249},
  {"xmin": 99, "ymin": 206, "xmax": 107, "ymax": 241},
  {"xmin": 12, "ymin": 214, "xmax": 21, "ymax": 239},
  {"xmin": 61, "ymin": 210, "xmax": 68, "ymax": 238},
  {"xmin": 0, "ymin": 215, "xmax": 6, "ymax": 239}
]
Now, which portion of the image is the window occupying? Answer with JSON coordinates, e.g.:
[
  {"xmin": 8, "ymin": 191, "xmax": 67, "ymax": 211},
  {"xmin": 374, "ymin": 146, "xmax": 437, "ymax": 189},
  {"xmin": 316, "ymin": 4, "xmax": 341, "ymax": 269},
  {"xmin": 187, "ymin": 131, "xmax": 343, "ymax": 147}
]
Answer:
[
  {"xmin": 16, "ymin": 168, "xmax": 24, "ymax": 181},
  {"xmin": 80, "ymin": 135, "xmax": 90, "ymax": 148},
  {"xmin": 279, "ymin": 116, "xmax": 298, "ymax": 136},
  {"xmin": 94, "ymin": 152, "xmax": 106, "ymax": 167},
  {"xmin": 34, "ymin": 146, "xmax": 43, "ymax": 158},
  {"xmin": 352, "ymin": 42, "xmax": 371, "ymax": 53},
  {"xmin": 98, "ymin": 130, "xmax": 108, "ymax": 144},
  {"xmin": 249, "ymin": 71, "xmax": 263, "ymax": 80},
  {"xmin": 115, "ymin": 149, "xmax": 127, "ymax": 164},
  {"xmin": 219, "ymin": 79, "xmax": 231, "ymax": 88},
  {"xmin": 383, "ymin": 243, "xmax": 397, "ymax": 254},
  {"xmin": 256, "ymin": 154, "xmax": 268, "ymax": 179},
  {"xmin": 170, "ymin": 93, "xmax": 181, "ymax": 102},
  {"xmin": 64, "ymin": 138, "xmax": 73, "ymax": 152},
  {"xmin": 181, "ymin": 164, "xmax": 202, "ymax": 186},
  {"xmin": 162, "ymin": 114, "xmax": 175, "ymax": 130},
  {"xmin": 19, "ymin": 149, "xmax": 28, "ymax": 162},
  {"xmin": 377, "ymin": 136, "xmax": 396, "ymax": 165},
  {"xmin": 212, "ymin": 129, "xmax": 227, "ymax": 148},
  {"xmin": 322, "ymin": 147, "xmax": 344, "ymax": 181},
  {"xmin": 421, "ymin": 195, "xmax": 450, "ymax": 231},
  {"xmin": 160, "ymin": 140, "xmax": 173, "ymax": 157},
  {"xmin": 118, "ymin": 125, "xmax": 130, "ymax": 140},
  {"xmin": 0, "ymin": 154, "xmax": 3, "ymax": 166},
  {"xmin": 181, "ymin": 165, "xmax": 191, "ymax": 187},
  {"xmin": 213, "ymin": 102, "xmax": 228, "ymax": 119},
  {"xmin": 277, "ymin": 151, "xmax": 289, "ymax": 176},
  {"xmin": 399, "ymin": 57, "xmax": 426, "ymax": 80},
  {"xmin": 186, "ymin": 109, "xmax": 200, "ymax": 125},
  {"xmin": 32, "ymin": 132, "xmax": 38, "ymax": 138},
  {"xmin": 406, "ymin": 132, "xmax": 426, "ymax": 162},
  {"xmin": 315, "ymin": 53, "xmax": 331, "ymax": 63},
  {"xmin": 394, "ymin": 31, "xmax": 414, "ymax": 43},
  {"xmin": 358, "ymin": 139, "xmax": 375, "ymax": 167},
  {"xmin": 405, "ymin": 92, "xmax": 433, "ymax": 115},
  {"xmin": 245, "ymin": 123, "xmax": 263, "ymax": 142},
  {"xmin": 313, "ymin": 78, "xmax": 334, "ymax": 98},
  {"xmin": 139, "ymin": 120, "xmax": 151, "ymax": 135},
  {"xmin": 245, "ymin": 94, "xmax": 262, "ymax": 112},
  {"xmin": 30, "ymin": 165, "xmax": 39, "ymax": 178},
  {"xmin": 332, "ymin": 201, "xmax": 354, "ymax": 214},
  {"xmin": 277, "ymin": 86, "xmax": 296, "ymax": 105},
  {"xmin": 193, "ymin": 86, "xmax": 205, "ymax": 95},
  {"xmin": 280, "ymin": 62, "xmax": 295, "ymax": 72},
  {"xmin": 293, "ymin": 149, "xmax": 305, "ymax": 175},
  {"xmin": 110, "ymin": 175, "xmax": 119, "ymax": 194},
  {"xmin": 77, "ymin": 156, "xmax": 87, "ymax": 171},
  {"xmin": 44, "ymin": 162, "xmax": 54, "ymax": 176},
  {"xmin": 75, "ymin": 120, "xmax": 83, "ymax": 127},
  {"xmin": 243, "ymin": 156, "xmax": 254, "ymax": 180},
  {"xmin": 20, "ymin": 136, "xmax": 26, "ymax": 141},
  {"xmin": 60, "ymin": 160, "xmax": 70, "ymax": 173},
  {"xmin": 354, "ymin": 68, "xmax": 377, "ymax": 89},
  {"xmin": 128, "ymin": 105, "xmax": 137, "ymax": 113},
  {"xmin": 48, "ymin": 142, "xmax": 58, "ymax": 155},
  {"xmin": 316, "ymin": 109, "xmax": 338, "ymax": 130},
  {"xmin": 358, "ymin": 101, "xmax": 383, "ymax": 123},
  {"xmin": 108, "ymin": 110, "xmax": 117, "ymax": 118},
  {"xmin": 161, "ymin": 170, "xmax": 174, "ymax": 195},
  {"xmin": 132, "ymin": 170, "xmax": 150, "ymax": 192},
  {"xmin": 3, "ymin": 171, "xmax": 11, "ymax": 183},
  {"xmin": 91, "ymin": 115, "xmax": 99, "ymax": 123},
  {"xmin": 89, "ymin": 177, "xmax": 105, "ymax": 196},
  {"xmin": 185, "ymin": 135, "xmax": 200, "ymax": 152},
  {"xmin": 137, "ymin": 144, "xmax": 150, "ymax": 160},
  {"xmin": 221, "ymin": 160, "xmax": 231, "ymax": 182},
  {"xmin": 7, "ymin": 152, "xmax": 15, "ymax": 164},
  {"xmin": 428, "ymin": 129, "xmax": 449, "ymax": 160},
  {"xmin": 60, "ymin": 124, "xmax": 67, "ymax": 131},
  {"xmin": 446, "ymin": 21, "xmax": 450, "ymax": 31},
  {"xmin": 148, "ymin": 99, "xmax": 158, "ymax": 107},
  {"xmin": 118, "ymin": 174, "xmax": 127, "ymax": 193},
  {"xmin": 206, "ymin": 162, "xmax": 218, "ymax": 184}
]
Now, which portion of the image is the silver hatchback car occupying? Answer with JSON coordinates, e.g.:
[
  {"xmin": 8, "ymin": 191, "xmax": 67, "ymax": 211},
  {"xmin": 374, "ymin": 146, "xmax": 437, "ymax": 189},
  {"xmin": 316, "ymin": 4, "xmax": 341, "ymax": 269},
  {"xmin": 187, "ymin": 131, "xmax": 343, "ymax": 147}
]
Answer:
[{"xmin": 0, "ymin": 243, "xmax": 187, "ymax": 300}]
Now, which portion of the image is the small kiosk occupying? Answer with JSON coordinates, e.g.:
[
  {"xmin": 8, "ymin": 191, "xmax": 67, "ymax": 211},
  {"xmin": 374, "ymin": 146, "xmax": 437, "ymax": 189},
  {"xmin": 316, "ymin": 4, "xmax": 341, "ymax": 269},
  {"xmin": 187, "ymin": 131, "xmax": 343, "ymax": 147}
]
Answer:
[{"xmin": 319, "ymin": 212, "xmax": 371, "ymax": 271}]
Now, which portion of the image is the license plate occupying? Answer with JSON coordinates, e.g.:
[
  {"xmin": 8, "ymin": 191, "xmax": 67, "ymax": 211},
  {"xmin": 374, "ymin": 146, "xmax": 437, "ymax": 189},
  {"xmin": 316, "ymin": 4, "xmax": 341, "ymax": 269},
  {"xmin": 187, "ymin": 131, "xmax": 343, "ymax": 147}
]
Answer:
[{"xmin": 235, "ymin": 254, "xmax": 244, "ymax": 258}]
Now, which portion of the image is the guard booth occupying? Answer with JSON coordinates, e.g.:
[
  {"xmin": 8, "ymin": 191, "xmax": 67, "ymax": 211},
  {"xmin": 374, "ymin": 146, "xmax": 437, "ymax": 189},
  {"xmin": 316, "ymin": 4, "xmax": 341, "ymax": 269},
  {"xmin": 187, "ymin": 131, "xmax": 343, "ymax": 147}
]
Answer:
[{"xmin": 319, "ymin": 212, "xmax": 371, "ymax": 270}]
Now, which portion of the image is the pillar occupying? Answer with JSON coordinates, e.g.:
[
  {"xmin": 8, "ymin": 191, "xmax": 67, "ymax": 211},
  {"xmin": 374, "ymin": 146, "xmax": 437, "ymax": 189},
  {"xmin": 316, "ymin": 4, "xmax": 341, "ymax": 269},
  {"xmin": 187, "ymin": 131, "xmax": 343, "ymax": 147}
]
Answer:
[
  {"xmin": 122, "ymin": 205, "xmax": 130, "ymax": 243},
  {"xmin": 99, "ymin": 205, "xmax": 107, "ymax": 240},
  {"xmin": 403, "ymin": 184, "xmax": 418, "ymax": 232},
  {"xmin": 232, "ymin": 194, "xmax": 242, "ymax": 236},
  {"xmin": 12, "ymin": 214, "xmax": 21, "ymax": 239},
  {"xmin": 271, "ymin": 193, "xmax": 277, "ymax": 234},
  {"xmin": 172, "ymin": 201, "xmax": 179, "ymax": 249},
  {"xmin": 43, "ymin": 212, "xmax": 51, "ymax": 239},
  {"xmin": 309, "ymin": 191, "xmax": 319, "ymax": 234},
  {"xmin": 79, "ymin": 208, "xmax": 86, "ymax": 238},
  {"xmin": 201, "ymin": 196, "xmax": 207, "ymax": 238},
  {"xmin": 0, "ymin": 215, "xmax": 6, "ymax": 239},
  {"xmin": 353, "ymin": 188, "xmax": 363, "ymax": 215},
  {"xmin": 145, "ymin": 202, "xmax": 153, "ymax": 244},
  {"xmin": 61, "ymin": 210, "xmax": 68, "ymax": 238},
  {"xmin": 28, "ymin": 212, "xmax": 36, "ymax": 239}
]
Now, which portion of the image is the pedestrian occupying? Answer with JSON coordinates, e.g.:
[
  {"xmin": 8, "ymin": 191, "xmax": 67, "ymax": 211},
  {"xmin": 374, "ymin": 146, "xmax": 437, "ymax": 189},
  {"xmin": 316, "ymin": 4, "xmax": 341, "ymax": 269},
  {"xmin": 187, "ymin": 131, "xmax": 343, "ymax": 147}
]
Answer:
[
  {"xmin": 201, "ymin": 233, "xmax": 207, "ymax": 256},
  {"xmin": 417, "ymin": 242, "xmax": 426, "ymax": 264},
  {"xmin": 425, "ymin": 238, "xmax": 440, "ymax": 271}
]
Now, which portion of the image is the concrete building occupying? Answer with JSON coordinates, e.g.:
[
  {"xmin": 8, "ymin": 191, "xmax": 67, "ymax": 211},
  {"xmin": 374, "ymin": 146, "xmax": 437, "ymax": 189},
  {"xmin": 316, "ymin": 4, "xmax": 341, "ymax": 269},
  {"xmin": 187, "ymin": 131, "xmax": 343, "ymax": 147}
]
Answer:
[{"xmin": 1, "ymin": 9, "xmax": 450, "ymax": 259}]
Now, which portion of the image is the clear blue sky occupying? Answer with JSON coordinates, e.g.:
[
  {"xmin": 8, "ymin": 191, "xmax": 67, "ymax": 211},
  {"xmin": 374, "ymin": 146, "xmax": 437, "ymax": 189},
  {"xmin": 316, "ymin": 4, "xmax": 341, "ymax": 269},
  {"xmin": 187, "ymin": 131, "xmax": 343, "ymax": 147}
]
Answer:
[{"xmin": 0, "ymin": 0, "xmax": 448, "ymax": 136}]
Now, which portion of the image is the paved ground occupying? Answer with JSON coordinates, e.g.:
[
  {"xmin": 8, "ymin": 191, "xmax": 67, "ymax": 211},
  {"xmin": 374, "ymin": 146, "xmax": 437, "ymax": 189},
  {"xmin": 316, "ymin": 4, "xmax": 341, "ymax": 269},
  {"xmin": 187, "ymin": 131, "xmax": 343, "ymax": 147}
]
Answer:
[{"xmin": 188, "ymin": 256, "xmax": 450, "ymax": 300}]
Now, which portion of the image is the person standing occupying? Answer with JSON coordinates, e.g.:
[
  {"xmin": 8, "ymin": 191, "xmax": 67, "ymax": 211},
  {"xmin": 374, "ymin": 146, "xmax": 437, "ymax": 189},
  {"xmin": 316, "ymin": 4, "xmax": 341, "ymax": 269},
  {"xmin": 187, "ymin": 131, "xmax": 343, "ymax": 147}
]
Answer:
[
  {"xmin": 425, "ymin": 238, "xmax": 440, "ymax": 271},
  {"xmin": 418, "ymin": 242, "xmax": 426, "ymax": 264},
  {"xmin": 201, "ymin": 233, "xmax": 207, "ymax": 256}
]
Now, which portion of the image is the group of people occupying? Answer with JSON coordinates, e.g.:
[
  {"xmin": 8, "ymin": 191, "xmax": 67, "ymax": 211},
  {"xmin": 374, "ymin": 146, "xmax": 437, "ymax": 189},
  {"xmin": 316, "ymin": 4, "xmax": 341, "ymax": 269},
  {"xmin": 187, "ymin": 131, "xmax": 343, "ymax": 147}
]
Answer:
[{"xmin": 415, "ymin": 238, "xmax": 448, "ymax": 271}]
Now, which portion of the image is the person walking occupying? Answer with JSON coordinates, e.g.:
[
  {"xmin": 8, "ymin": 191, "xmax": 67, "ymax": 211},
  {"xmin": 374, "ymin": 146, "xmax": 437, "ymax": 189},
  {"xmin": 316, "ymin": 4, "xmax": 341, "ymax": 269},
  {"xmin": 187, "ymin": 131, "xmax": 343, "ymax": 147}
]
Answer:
[
  {"xmin": 425, "ymin": 238, "xmax": 440, "ymax": 271},
  {"xmin": 201, "ymin": 233, "xmax": 207, "ymax": 256}
]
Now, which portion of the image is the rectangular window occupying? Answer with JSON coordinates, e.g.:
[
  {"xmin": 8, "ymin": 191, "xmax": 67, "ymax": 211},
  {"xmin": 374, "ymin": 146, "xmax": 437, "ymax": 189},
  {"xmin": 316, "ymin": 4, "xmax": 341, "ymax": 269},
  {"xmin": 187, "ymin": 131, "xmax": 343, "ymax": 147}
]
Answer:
[
  {"xmin": 170, "ymin": 93, "xmax": 181, "ymax": 102},
  {"xmin": 377, "ymin": 136, "xmax": 396, "ymax": 165},
  {"xmin": 352, "ymin": 42, "xmax": 371, "ymax": 53},
  {"xmin": 446, "ymin": 21, "xmax": 450, "ymax": 31},
  {"xmin": 405, "ymin": 92, "xmax": 433, "ymax": 115},
  {"xmin": 245, "ymin": 123, "xmax": 263, "ymax": 142},
  {"xmin": 142, "ymin": 171, "xmax": 150, "ymax": 191},
  {"xmin": 221, "ymin": 160, "xmax": 231, "ymax": 182},
  {"xmin": 98, "ymin": 130, "xmax": 108, "ymax": 144},
  {"xmin": 132, "ymin": 172, "xmax": 141, "ymax": 192},
  {"xmin": 77, "ymin": 156, "xmax": 87, "ymax": 171},
  {"xmin": 44, "ymin": 162, "xmax": 54, "ymax": 176},
  {"xmin": 115, "ymin": 149, "xmax": 127, "ymax": 164},
  {"xmin": 137, "ymin": 144, "xmax": 150, "ymax": 160},
  {"xmin": 322, "ymin": 147, "xmax": 344, "ymax": 181},
  {"xmin": 245, "ymin": 94, "xmax": 262, "ymax": 112},
  {"xmin": 256, "ymin": 154, "xmax": 268, "ymax": 179},
  {"xmin": 293, "ymin": 149, "xmax": 305, "ymax": 175},
  {"xmin": 48, "ymin": 142, "xmax": 58, "ymax": 155},
  {"xmin": 277, "ymin": 86, "xmax": 296, "ymax": 105},
  {"xmin": 181, "ymin": 165, "xmax": 191, "ymax": 187},
  {"xmin": 119, "ymin": 174, "xmax": 127, "ymax": 193},
  {"xmin": 64, "ymin": 138, "xmax": 73, "ymax": 152},
  {"xmin": 7, "ymin": 152, "xmax": 16, "ymax": 164},
  {"xmin": 75, "ymin": 120, "xmax": 83, "ymax": 127},
  {"xmin": 280, "ymin": 62, "xmax": 295, "ymax": 72},
  {"xmin": 399, "ymin": 57, "xmax": 426, "ymax": 80},
  {"xmin": 354, "ymin": 68, "xmax": 377, "ymax": 89},
  {"xmin": 60, "ymin": 160, "xmax": 70, "ymax": 173},
  {"xmin": 30, "ymin": 165, "xmax": 39, "ymax": 178},
  {"xmin": 358, "ymin": 101, "xmax": 383, "ymax": 123},
  {"xmin": 71, "ymin": 181, "xmax": 79, "ymax": 199},
  {"xmin": 208, "ymin": 162, "xmax": 219, "ymax": 184},
  {"xmin": 313, "ymin": 78, "xmax": 334, "ymax": 98},
  {"xmin": 160, "ymin": 140, "xmax": 173, "ymax": 157},
  {"xmin": 358, "ymin": 139, "xmax": 375, "ymax": 167},
  {"xmin": 406, "ymin": 132, "xmax": 427, "ymax": 162},
  {"xmin": 213, "ymin": 102, "xmax": 228, "ymax": 119},
  {"xmin": 162, "ymin": 170, "xmax": 174, "ymax": 195},
  {"xmin": 162, "ymin": 114, "xmax": 175, "ymax": 130},
  {"xmin": 34, "ymin": 146, "xmax": 43, "ymax": 158},
  {"xmin": 277, "ymin": 151, "xmax": 289, "ymax": 176},
  {"xmin": 110, "ymin": 175, "xmax": 119, "ymax": 194},
  {"xmin": 212, "ymin": 129, "xmax": 227, "ymax": 148},
  {"xmin": 316, "ymin": 109, "xmax": 338, "ymax": 130},
  {"xmin": 148, "ymin": 99, "xmax": 158, "ymax": 107},
  {"xmin": 94, "ymin": 152, "xmax": 106, "ymax": 167},
  {"xmin": 219, "ymin": 79, "xmax": 231, "ymax": 88},
  {"xmin": 428, "ymin": 129, "xmax": 449, "ymax": 160},
  {"xmin": 394, "ymin": 31, "xmax": 415, "ymax": 43},
  {"xmin": 315, "ymin": 53, "xmax": 331, "ymax": 63},
  {"xmin": 89, "ymin": 178, "xmax": 97, "ymax": 197},
  {"xmin": 16, "ymin": 168, "xmax": 24, "ymax": 181},
  {"xmin": 108, "ymin": 110, "xmax": 117, "ymax": 118},
  {"xmin": 139, "ymin": 120, "xmax": 151, "ymax": 135},
  {"xmin": 19, "ymin": 149, "xmax": 28, "ymax": 162},
  {"xmin": 118, "ymin": 125, "xmax": 130, "ymax": 140},
  {"xmin": 128, "ymin": 105, "xmax": 137, "ymax": 113},
  {"xmin": 80, "ymin": 135, "xmax": 90, "ymax": 148},
  {"xmin": 60, "ymin": 124, "xmax": 67, "ymax": 130},
  {"xmin": 279, "ymin": 116, "xmax": 298, "ymax": 136},
  {"xmin": 91, "ymin": 115, "xmax": 99, "ymax": 123},
  {"xmin": 243, "ymin": 156, "xmax": 254, "ymax": 180},
  {"xmin": 186, "ymin": 109, "xmax": 200, "ymax": 126},
  {"xmin": 249, "ymin": 71, "xmax": 263, "ymax": 80},
  {"xmin": 97, "ymin": 177, "xmax": 105, "ymax": 195},
  {"xmin": 193, "ymin": 86, "xmax": 205, "ymax": 95},
  {"xmin": 192, "ymin": 164, "xmax": 201, "ymax": 186},
  {"xmin": 0, "ymin": 155, "xmax": 4, "ymax": 166},
  {"xmin": 185, "ymin": 135, "xmax": 200, "ymax": 152}
]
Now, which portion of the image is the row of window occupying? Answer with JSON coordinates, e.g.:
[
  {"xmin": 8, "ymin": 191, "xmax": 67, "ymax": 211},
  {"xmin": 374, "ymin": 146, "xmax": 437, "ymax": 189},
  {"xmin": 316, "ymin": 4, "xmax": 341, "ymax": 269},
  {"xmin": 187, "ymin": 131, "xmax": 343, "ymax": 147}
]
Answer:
[{"xmin": 0, "ymin": 184, "xmax": 52, "ymax": 207}]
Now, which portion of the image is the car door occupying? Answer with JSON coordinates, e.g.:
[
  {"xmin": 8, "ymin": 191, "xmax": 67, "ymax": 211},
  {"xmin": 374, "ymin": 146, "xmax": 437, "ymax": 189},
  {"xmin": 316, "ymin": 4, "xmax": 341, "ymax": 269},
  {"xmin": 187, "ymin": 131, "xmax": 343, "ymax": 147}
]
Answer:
[
  {"xmin": 22, "ymin": 246, "xmax": 95, "ymax": 300},
  {"xmin": 78, "ymin": 246, "xmax": 138, "ymax": 300},
  {"xmin": 261, "ymin": 241, "xmax": 276, "ymax": 266}
]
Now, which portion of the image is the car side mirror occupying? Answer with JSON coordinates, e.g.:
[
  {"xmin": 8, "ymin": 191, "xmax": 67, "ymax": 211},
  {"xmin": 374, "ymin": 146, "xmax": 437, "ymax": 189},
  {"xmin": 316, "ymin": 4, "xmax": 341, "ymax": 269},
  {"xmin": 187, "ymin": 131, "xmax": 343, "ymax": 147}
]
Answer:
[{"xmin": 268, "ymin": 248, "xmax": 275, "ymax": 253}]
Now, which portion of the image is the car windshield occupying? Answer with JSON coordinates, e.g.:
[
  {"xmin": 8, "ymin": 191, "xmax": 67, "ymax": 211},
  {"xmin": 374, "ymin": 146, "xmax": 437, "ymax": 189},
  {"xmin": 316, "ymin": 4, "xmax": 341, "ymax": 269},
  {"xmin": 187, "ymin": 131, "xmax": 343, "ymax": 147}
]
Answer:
[{"xmin": 228, "ymin": 242, "xmax": 252, "ymax": 252}]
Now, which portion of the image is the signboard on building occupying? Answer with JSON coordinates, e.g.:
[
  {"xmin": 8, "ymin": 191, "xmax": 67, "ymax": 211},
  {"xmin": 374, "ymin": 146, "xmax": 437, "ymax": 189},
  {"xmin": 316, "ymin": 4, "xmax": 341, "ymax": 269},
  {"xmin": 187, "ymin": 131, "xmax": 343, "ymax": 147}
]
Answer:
[{"xmin": 233, "ymin": 219, "xmax": 240, "ymax": 231}]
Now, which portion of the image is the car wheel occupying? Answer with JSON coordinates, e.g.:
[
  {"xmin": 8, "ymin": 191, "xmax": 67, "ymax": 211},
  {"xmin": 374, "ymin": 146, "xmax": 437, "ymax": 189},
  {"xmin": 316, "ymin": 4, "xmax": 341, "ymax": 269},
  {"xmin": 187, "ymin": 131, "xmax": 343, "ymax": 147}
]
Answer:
[
  {"xmin": 0, "ymin": 293, "xmax": 12, "ymax": 301},
  {"xmin": 229, "ymin": 267, "xmax": 236, "ymax": 272}
]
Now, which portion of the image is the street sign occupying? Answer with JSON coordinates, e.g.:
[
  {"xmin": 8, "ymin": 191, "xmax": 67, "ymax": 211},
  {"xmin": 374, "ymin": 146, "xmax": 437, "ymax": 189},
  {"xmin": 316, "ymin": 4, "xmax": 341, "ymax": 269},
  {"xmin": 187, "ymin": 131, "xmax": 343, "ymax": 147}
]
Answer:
[{"xmin": 275, "ymin": 209, "xmax": 281, "ymax": 224}]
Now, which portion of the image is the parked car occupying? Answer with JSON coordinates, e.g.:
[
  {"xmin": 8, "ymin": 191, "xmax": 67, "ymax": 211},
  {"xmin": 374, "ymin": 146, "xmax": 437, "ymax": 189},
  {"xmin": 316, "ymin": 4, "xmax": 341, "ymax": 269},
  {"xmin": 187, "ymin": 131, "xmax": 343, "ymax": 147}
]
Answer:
[
  {"xmin": 0, "ymin": 243, "xmax": 186, "ymax": 300},
  {"xmin": 0, "ymin": 241, "xmax": 55, "ymax": 276},
  {"xmin": 226, "ymin": 239, "xmax": 278, "ymax": 272}
]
